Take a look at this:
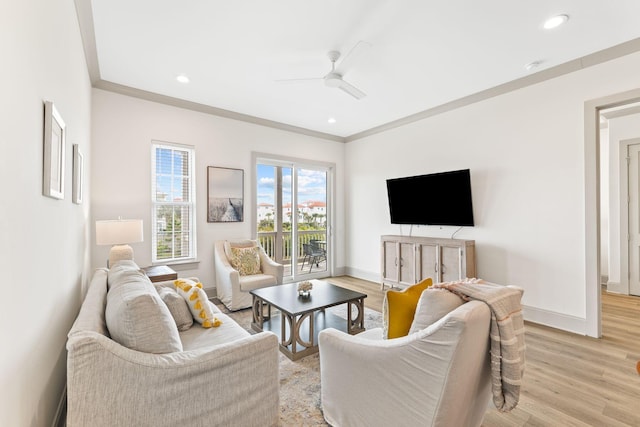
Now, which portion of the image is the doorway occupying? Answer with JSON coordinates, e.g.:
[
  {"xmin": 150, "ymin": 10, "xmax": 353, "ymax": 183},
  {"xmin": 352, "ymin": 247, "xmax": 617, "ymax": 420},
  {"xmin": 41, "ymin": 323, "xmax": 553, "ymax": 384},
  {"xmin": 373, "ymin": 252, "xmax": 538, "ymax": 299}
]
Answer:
[
  {"xmin": 599, "ymin": 105, "xmax": 640, "ymax": 298},
  {"xmin": 253, "ymin": 153, "xmax": 333, "ymax": 282},
  {"xmin": 587, "ymin": 89, "xmax": 640, "ymax": 338}
]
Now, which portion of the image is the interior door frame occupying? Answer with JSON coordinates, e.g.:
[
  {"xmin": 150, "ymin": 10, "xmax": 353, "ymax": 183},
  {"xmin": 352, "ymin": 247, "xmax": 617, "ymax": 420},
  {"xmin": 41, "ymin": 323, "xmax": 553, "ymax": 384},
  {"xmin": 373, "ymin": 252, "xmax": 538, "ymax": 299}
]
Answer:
[
  {"xmin": 585, "ymin": 88, "xmax": 640, "ymax": 338},
  {"xmin": 252, "ymin": 152, "xmax": 335, "ymax": 281}
]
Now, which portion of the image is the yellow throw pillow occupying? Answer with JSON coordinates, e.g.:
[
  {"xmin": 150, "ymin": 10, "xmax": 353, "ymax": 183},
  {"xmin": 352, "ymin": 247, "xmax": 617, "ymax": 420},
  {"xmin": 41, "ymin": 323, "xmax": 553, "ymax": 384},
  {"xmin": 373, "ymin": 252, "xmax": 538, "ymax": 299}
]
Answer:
[
  {"xmin": 175, "ymin": 279, "xmax": 222, "ymax": 328},
  {"xmin": 383, "ymin": 277, "xmax": 433, "ymax": 339},
  {"xmin": 229, "ymin": 246, "xmax": 261, "ymax": 276}
]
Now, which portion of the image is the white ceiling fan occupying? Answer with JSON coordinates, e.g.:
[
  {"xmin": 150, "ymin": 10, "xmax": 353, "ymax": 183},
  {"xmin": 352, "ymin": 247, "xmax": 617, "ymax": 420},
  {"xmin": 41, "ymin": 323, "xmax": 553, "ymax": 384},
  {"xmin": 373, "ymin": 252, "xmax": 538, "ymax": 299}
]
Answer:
[{"xmin": 276, "ymin": 41, "xmax": 371, "ymax": 100}]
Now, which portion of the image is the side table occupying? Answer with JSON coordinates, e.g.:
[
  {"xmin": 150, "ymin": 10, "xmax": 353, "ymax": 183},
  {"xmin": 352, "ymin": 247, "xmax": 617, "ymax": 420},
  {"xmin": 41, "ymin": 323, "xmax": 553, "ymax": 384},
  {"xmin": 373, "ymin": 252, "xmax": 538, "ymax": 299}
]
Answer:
[{"xmin": 143, "ymin": 265, "xmax": 178, "ymax": 283}]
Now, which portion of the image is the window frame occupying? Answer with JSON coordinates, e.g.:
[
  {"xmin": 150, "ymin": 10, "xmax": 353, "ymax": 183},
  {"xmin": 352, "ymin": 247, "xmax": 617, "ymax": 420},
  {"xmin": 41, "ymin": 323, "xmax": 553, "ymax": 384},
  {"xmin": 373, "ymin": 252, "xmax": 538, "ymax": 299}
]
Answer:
[{"xmin": 151, "ymin": 141, "xmax": 197, "ymax": 264}]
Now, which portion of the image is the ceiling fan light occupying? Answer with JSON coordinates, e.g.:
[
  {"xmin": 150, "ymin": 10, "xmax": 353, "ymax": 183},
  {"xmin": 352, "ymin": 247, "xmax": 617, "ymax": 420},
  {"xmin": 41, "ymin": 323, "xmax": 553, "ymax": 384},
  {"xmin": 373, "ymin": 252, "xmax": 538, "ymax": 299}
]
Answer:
[
  {"xmin": 176, "ymin": 74, "xmax": 190, "ymax": 84},
  {"xmin": 324, "ymin": 73, "xmax": 342, "ymax": 88}
]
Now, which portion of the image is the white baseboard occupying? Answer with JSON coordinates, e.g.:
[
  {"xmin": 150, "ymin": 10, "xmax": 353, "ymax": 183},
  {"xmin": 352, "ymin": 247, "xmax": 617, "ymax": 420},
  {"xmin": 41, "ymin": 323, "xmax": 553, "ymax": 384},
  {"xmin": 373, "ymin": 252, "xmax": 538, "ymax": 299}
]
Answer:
[
  {"xmin": 522, "ymin": 305, "xmax": 587, "ymax": 335},
  {"xmin": 339, "ymin": 268, "xmax": 589, "ymax": 335},
  {"xmin": 606, "ymin": 280, "xmax": 627, "ymax": 294},
  {"xmin": 342, "ymin": 267, "xmax": 380, "ymax": 284},
  {"xmin": 332, "ymin": 266, "xmax": 347, "ymax": 277}
]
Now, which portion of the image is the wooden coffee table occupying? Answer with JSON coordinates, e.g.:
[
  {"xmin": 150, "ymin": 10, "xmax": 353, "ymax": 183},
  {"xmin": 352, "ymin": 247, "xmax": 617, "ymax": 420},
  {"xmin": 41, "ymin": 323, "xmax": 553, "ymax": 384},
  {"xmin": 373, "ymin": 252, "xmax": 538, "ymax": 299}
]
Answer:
[{"xmin": 250, "ymin": 280, "xmax": 367, "ymax": 360}]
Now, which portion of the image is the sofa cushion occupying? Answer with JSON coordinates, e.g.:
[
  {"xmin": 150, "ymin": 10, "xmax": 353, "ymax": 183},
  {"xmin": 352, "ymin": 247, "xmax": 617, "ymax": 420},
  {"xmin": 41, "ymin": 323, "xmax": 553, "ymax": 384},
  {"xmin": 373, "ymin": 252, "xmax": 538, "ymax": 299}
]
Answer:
[
  {"xmin": 179, "ymin": 307, "xmax": 250, "ymax": 351},
  {"xmin": 229, "ymin": 246, "xmax": 261, "ymax": 276},
  {"xmin": 175, "ymin": 278, "xmax": 222, "ymax": 328},
  {"xmin": 408, "ymin": 289, "xmax": 465, "ymax": 335},
  {"xmin": 383, "ymin": 277, "xmax": 432, "ymax": 339},
  {"xmin": 106, "ymin": 267, "xmax": 183, "ymax": 353},
  {"xmin": 156, "ymin": 286, "xmax": 194, "ymax": 331}
]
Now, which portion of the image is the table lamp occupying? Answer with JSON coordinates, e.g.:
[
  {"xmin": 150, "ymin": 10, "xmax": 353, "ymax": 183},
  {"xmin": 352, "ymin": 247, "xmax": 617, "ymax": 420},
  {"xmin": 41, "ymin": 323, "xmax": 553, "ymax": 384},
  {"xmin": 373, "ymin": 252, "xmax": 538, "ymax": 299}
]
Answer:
[{"xmin": 96, "ymin": 218, "xmax": 144, "ymax": 267}]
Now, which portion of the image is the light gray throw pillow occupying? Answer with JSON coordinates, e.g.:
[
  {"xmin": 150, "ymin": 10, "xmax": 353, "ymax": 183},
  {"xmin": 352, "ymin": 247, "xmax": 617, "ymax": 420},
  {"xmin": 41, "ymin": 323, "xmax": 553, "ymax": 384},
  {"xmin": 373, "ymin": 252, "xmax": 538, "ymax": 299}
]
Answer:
[
  {"xmin": 408, "ymin": 289, "xmax": 465, "ymax": 335},
  {"xmin": 106, "ymin": 266, "xmax": 182, "ymax": 353},
  {"xmin": 107, "ymin": 260, "xmax": 145, "ymax": 290},
  {"xmin": 156, "ymin": 286, "xmax": 194, "ymax": 332}
]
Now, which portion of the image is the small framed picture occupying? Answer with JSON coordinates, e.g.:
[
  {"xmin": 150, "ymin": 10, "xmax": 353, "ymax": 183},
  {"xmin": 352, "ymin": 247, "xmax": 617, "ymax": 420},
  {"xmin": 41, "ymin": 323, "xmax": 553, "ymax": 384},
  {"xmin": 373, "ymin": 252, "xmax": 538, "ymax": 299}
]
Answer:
[
  {"xmin": 207, "ymin": 166, "xmax": 244, "ymax": 222},
  {"xmin": 72, "ymin": 144, "xmax": 83, "ymax": 204},
  {"xmin": 43, "ymin": 101, "xmax": 66, "ymax": 200}
]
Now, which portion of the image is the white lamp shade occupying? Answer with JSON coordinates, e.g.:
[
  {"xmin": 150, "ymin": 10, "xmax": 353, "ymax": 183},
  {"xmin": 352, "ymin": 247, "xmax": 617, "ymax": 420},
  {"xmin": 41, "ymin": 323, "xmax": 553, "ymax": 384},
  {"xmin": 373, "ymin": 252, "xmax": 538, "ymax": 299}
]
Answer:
[{"xmin": 96, "ymin": 219, "xmax": 144, "ymax": 245}]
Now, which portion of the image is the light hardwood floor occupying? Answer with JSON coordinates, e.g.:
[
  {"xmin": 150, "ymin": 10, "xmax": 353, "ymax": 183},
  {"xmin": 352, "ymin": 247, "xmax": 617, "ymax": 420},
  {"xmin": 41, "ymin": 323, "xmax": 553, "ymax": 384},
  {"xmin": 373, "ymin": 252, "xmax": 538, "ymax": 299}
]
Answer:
[{"xmin": 328, "ymin": 276, "xmax": 640, "ymax": 427}]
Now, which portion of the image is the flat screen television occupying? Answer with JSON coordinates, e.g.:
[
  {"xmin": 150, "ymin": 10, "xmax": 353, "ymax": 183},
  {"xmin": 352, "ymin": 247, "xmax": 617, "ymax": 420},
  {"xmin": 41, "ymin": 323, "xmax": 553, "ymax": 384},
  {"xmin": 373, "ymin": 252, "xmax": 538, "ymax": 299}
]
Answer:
[{"xmin": 386, "ymin": 169, "xmax": 474, "ymax": 226}]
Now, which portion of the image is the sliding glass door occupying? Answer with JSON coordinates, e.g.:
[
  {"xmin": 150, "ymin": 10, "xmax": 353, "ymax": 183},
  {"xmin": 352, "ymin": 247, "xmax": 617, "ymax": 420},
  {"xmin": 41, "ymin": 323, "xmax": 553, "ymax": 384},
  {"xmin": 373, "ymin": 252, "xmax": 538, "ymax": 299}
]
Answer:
[{"xmin": 255, "ymin": 156, "xmax": 332, "ymax": 282}]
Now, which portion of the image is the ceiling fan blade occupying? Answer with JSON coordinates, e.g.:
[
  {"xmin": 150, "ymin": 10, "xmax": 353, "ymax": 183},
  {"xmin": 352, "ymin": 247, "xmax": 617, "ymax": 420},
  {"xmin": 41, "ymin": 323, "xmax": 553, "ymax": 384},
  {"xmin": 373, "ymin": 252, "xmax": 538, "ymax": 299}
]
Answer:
[
  {"xmin": 275, "ymin": 77, "xmax": 323, "ymax": 84},
  {"xmin": 338, "ymin": 79, "xmax": 366, "ymax": 100},
  {"xmin": 335, "ymin": 40, "xmax": 372, "ymax": 75}
]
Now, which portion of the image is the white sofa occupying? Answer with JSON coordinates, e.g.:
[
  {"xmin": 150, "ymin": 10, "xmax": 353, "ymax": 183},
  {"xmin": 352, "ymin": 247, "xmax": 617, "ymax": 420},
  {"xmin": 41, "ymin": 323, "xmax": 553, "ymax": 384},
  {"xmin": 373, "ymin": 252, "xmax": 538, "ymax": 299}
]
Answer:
[
  {"xmin": 66, "ymin": 261, "xmax": 279, "ymax": 427},
  {"xmin": 319, "ymin": 297, "xmax": 493, "ymax": 427},
  {"xmin": 214, "ymin": 239, "xmax": 284, "ymax": 310}
]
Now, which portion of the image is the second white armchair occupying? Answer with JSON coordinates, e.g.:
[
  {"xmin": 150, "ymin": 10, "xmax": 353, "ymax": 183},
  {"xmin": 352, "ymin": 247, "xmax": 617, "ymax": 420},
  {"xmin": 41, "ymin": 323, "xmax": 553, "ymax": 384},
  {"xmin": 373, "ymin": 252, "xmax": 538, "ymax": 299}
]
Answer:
[{"xmin": 214, "ymin": 239, "xmax": 284, "ymax": 311}]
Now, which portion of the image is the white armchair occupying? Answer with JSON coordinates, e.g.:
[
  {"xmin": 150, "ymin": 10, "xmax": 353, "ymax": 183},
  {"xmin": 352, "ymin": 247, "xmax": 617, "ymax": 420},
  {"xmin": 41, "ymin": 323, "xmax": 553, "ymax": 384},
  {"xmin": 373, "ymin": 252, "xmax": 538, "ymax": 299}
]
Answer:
[
  {"xmin": 318, "ymin": 300, "xmax": 492, "ymax": 427},
  {"xmin": 214, "ymin": 239, "xmax": 284, "ymax": 311}
]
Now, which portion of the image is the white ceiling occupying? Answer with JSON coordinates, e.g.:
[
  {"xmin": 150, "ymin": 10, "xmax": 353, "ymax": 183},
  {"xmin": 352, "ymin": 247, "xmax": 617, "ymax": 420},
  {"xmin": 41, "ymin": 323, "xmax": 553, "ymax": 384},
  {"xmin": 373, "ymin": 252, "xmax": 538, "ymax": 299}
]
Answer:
[{"xmin": 81, "ymin": 1, "xmax": 640, "ymax": 140}]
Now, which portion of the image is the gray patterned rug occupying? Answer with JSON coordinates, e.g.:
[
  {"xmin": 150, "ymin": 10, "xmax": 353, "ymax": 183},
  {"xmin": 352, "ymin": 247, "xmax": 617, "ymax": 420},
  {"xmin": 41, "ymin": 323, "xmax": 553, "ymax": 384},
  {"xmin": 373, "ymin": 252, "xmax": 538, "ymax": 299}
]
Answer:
[{"xmin": 213, "ymin": 300, "xmax": 382, "ymax": 426}]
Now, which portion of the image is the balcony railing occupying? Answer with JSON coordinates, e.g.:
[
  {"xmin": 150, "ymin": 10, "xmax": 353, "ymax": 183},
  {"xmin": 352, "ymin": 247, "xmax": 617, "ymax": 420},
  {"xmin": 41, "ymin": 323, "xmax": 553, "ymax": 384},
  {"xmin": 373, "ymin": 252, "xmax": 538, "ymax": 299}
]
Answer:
[{"xmin": 258, "ymin": 230, "xmax": 326, "ymax": 264}]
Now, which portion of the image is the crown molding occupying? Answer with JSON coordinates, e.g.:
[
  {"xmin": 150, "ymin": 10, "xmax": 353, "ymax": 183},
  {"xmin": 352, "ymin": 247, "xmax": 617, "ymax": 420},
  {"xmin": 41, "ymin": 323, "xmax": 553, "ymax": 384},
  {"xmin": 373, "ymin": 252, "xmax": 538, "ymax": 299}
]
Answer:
[
  {"xmin": 345, "ymin": 37, "xmax": 640, "ymax": 142},
  {"xmin": 73, "ymin": 2, "xmax": 640, "ymax": 145},
  {"xmin": 94, "ymin": 80, "xmax": 345, "ymax": 143}
]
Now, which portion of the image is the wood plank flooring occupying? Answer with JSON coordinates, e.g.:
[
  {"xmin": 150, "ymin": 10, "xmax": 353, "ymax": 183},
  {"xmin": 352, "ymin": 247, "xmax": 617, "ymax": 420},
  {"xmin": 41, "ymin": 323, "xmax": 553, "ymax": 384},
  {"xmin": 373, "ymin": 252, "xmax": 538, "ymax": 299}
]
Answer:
[{"xmin": 328, "ymin": 276, "xmax": 640, "ymax": 427}]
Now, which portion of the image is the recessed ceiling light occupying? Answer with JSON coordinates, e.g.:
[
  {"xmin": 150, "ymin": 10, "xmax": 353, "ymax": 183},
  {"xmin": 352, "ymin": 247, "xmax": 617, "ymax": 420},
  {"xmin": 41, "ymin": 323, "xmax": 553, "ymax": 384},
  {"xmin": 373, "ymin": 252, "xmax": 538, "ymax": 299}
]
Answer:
[
  {"xmin": 524, "ymin": 61, "xmax": 542, "ymax": 71},
  {"xmin": 543, "ymin": 14, "xmax": 569, "ymax": 30},
  {"xmin": 327, "ymin": 117, "xmax": 336, "ymax": 124},
  {"xmin": 176, "ymin": 74, "xmax": 190, "ymax": 84}
]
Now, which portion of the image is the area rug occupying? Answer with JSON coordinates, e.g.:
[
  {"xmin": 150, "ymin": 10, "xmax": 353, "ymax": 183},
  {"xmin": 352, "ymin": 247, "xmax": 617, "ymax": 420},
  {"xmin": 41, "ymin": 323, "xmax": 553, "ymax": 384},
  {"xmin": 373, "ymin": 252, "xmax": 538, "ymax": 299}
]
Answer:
[{"xmin": 213, "ymin": 300, "xmax": 382, "ymax": 426}]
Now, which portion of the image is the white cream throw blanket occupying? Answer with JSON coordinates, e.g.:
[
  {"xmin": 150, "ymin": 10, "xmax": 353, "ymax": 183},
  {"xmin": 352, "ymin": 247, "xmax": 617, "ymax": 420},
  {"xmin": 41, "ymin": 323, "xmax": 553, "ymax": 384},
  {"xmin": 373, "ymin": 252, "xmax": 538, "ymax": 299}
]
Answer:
[{"xmin": 433, "ymin": 278, "xmax": 525, "ymax": 412}]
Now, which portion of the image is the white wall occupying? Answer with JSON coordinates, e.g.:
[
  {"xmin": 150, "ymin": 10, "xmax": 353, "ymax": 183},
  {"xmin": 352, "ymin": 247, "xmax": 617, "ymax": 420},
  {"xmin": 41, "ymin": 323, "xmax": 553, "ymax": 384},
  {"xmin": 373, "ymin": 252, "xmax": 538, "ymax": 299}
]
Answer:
[
  {"xmin": 91, "ymin": 90, "xmax": 345, "ymax": 291},
  {"xmin": 345, "ymin": 51, "xmax": 640, "ymax": 333},
  {"xmin": 0, "ymin": 0, "xmax": 92, "ymax": 425},
  {"xmin": 606, "ymin": 112, "xmax": 640, "ymax": 293}
]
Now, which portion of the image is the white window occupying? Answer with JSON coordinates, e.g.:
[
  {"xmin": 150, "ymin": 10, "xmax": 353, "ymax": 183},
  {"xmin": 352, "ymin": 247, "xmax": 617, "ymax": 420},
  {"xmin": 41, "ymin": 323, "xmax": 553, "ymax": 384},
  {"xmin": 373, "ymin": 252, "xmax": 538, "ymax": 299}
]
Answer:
[{"xmin": 151, "ymin": 142, "xmax": 196, "ymax": 263}]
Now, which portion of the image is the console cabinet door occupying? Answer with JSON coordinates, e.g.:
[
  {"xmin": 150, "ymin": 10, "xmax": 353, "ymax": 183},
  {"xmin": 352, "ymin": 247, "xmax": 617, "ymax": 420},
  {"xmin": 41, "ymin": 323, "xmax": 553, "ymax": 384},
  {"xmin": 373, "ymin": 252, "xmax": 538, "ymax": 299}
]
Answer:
[
  {"xmin": 382, "ymin": 240, "xmax": 398, "ymax": 284},
  {"xmin": 418, "ymin": 243, "xmax": 439, "ymax": 282},
  {"xmin": 398, "ymin": 242, "xmax": 416, "ymax": 286},
  {"xmin": 441, "ymin": 245, "xmax": 462, "ymax": 282}
]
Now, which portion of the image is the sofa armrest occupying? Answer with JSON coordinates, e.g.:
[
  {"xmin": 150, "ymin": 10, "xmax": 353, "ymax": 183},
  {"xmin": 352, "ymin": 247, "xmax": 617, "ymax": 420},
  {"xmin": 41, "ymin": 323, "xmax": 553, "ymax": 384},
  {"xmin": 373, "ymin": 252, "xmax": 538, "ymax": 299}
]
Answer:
[{"xmin": 67, "ymin": 330, "xmax": 279, "ymax": 427}]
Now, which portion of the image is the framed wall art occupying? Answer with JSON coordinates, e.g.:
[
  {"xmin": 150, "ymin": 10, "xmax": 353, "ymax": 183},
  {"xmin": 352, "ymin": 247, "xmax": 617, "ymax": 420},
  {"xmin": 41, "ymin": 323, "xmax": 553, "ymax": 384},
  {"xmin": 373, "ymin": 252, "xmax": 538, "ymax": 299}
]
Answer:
[
  {"xmin": 207, "ymin": 166, "xmax": 244, "ymax": 222},
  {"xmin": 43, "ymin": 101, "xmax": 66, "ymax": 199},
  {"xmin": 72, "ymin": 144, "xmax": 84, "ymax": 204}
]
